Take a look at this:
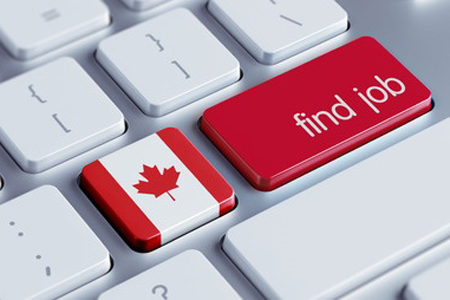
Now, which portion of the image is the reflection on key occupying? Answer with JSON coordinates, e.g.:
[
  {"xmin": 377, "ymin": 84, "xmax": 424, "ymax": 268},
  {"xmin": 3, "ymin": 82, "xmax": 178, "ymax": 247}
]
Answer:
[
  {"xmin": 97, "ymin": 8, "xmax": 240, "ymax": 117},
  {"xmin": 0, "ymin": 57, "xmax": 125, "ymax": 173},
  {"xmin": 0, "ymin": 0, "xmax": 110, "ymax": 60},
  {"xmin": 100, "ymin": 250, "xmax": 240, "ymax": 300},
  {"xmin": 209, "ymin": 0, "xmax": 348, "ymax": 64},
  {"xmin": 0, "ymin": 186, "xmax": 111, "ymax": 299}
]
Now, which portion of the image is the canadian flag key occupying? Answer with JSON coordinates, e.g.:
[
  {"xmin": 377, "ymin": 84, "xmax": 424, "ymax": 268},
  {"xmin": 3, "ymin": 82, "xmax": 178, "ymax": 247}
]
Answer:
[{"xmin": 81, "ymin": 128, "xmax": 235, "ymax": 252}]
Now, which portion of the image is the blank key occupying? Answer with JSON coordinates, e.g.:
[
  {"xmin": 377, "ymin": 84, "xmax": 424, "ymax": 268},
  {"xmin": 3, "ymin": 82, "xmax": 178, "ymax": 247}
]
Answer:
[
  {"xmin": 97, "ymin": 8, "xmax": 240, "ymax": 117},
  {"xmin": 209, "ymin": 0, "xmax": 348, "ymax": 64},
  {"xmin": 0, "ymin": 57, "xmax": 125, "ymax": 173},
  {"xmin": 223, "ymin": 119, "xmax": 450, "ymax": 299},
  {"xmin": 0, "ymin": 0, "xmax": 110, "ymax": 60},
  {"xmin": 120, "ymin": 0, "xmax": 165, "ymax": 11},
  {"xmin": 404, "ymin": 257, "xmax": 450, "ymax": 300}
]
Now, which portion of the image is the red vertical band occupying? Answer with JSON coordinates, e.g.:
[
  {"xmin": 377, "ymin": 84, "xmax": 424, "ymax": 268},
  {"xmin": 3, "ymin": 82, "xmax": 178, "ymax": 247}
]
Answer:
[
  {"xmin": 80, "ymin": 160, "xmax": 161, "ymax": 252},
  {"xmin": 157, "ymin": 128, "xmax": 236, "ymax": 215}
]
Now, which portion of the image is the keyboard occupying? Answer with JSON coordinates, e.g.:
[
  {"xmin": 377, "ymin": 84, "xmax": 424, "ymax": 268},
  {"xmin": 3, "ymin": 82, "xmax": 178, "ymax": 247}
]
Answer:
[{"xmin": 0, "ymin": 0, "xmax": 449, "ymax": 299}]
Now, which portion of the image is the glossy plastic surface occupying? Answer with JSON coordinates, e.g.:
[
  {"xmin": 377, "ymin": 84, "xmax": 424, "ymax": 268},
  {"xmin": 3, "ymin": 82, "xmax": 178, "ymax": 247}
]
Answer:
[{"xmin": 202, "ymin": 37, "xmax": 431, "ymax": 190}]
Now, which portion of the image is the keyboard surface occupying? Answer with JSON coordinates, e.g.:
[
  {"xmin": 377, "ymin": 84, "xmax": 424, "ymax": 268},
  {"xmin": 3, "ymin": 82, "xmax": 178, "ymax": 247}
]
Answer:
[{"xmin": 0, "ymin": 0, "xmax": 450, "ymax": 299}]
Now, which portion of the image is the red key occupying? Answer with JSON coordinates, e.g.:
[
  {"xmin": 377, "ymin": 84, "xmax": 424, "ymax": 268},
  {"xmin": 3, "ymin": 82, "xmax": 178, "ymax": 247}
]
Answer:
[{"xmin": 201, "ymin": 37, "xmax": 432, "ymax": 191}]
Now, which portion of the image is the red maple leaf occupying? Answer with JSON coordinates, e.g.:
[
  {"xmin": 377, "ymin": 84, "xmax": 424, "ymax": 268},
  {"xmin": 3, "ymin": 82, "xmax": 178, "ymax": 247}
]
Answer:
[{"xmin": 133, "ymin": 165, "xmax": 181, "ymax": 201}]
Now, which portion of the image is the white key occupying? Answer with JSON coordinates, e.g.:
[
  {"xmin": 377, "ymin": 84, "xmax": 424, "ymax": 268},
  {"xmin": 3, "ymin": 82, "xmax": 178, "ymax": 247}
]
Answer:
[
  {"xmin": 223, "ymin": 118, "xmax": 450, "ymax": 299},
  {"xmin": 0, "ymin": 57, "xmax": 125, "ymax": 173},
  {"xmin": 404, "ymin": 257, "xmax": 450, "ymax": 300},
  {"xmin": 209, "ymin": 0, "xmax": 348, "ymax": 64},
  {"xmin": 120, "ymin": 0, "xmax": 165, "ymax": 11},
  {"xmin": 97, "ymin": 8, "xmax": 240, "ymax": 117},
  {"xmin": 0, "ymin": 0, "xmax": 110, "ymax": 60},
  {"xmin": 99, "ymin": 250, "xmax": 241, "ymax": 300},
  {"xmin": 0, "ymin": 186, "xmax": 111, "ymax": 300}
]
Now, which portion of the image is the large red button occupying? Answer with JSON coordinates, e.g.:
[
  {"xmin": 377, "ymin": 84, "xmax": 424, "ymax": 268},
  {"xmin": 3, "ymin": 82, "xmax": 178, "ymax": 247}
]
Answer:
[{"xmin": 201, "ymin": 37, "xmax": 432, "ymax": 191}]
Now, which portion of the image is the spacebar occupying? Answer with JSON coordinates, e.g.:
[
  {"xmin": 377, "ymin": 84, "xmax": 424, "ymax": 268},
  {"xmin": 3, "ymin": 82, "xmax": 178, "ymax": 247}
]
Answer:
[{"xmin": 223, "ymin": 118, "xmax": 450, "ymax": 300}]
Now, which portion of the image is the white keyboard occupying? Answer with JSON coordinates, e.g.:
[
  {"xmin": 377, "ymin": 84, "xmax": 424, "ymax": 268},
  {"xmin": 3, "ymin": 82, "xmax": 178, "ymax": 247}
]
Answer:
[{"xmin": 1, "ymin": 0, "xmax": 450, "ymax": 299}]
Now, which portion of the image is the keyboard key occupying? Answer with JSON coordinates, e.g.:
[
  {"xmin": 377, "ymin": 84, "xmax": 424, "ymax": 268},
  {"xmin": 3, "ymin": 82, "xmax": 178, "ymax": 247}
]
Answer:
[
  {"xmin": 209, "ymin": 0, "xmax": 348, "ymax": 64},
  {"xmin": 120, "ymin": 0, "xmax": 165, "ymax": 11},
  {"xmin": 201, "ymin": 37, "xmax": 431, "ymax": 191},
  {"xmin": 97, "ymin": 8, "xmax": 240, "ymax": 117},
  {"xmin": 0, "ymin": 57, "xmax": 125, "ymax": 173},
  {"xmin": 99, "ymin": 250, "xmax": 241, "ymax": 299},
  {"xmin": 81, "ymin": 128, "xmax": 236, "ymax": 252},
  {"xmin": 0, "ymin": 185, "xmax": 110, "ymax": 300},
  {"xmin": 404, "ymin": 257, "xmax": 450, "ymax": 300},
  {"xmin": 0, "ymin": 0, "xmax": 110, "ymax": 60},
  {"xmin": 222, "ymin": 118, "xmax": 450, "ymax": 299}
]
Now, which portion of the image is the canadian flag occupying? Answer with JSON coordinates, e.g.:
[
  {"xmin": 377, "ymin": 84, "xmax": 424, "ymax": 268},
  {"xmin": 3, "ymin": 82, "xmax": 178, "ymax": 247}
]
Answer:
[{"xmin": 81, "ymin": 128, "xmax": 235, "ymax": 252}]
